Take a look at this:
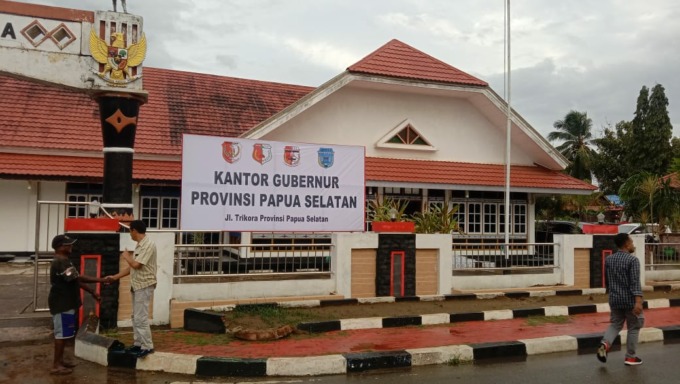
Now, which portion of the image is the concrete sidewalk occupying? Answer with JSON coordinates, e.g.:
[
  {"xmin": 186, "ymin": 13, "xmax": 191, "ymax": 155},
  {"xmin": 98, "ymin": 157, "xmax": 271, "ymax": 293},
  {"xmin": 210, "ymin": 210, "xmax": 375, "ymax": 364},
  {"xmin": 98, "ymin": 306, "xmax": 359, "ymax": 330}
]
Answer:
[
  {"xmin": 79, "ymin": 302, "xmax": 680, "ymax": 377},
  {"xmin": 4, "ymin": 261, "xmax": 680, "ymax": 378}
]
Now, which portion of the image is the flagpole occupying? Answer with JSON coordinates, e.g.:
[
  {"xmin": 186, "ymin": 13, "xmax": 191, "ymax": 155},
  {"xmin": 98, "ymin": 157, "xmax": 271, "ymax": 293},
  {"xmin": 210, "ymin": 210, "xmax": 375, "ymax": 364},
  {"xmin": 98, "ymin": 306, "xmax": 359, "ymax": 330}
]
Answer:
[{"xmin": 504, "ymin": 0, "xmax": 511, "ymax": 258}]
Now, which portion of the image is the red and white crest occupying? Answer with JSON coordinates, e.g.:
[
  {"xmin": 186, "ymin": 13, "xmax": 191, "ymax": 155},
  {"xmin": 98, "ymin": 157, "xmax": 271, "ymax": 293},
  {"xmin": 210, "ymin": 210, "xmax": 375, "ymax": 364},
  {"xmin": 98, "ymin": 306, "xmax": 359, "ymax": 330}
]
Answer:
[
  {"xmin": 222, "ymin": 141, "xmax": 241, "ymax": 164},
  {"xmin": 284, "ymin": 146, "xmax": 300, "ymax": 166}
]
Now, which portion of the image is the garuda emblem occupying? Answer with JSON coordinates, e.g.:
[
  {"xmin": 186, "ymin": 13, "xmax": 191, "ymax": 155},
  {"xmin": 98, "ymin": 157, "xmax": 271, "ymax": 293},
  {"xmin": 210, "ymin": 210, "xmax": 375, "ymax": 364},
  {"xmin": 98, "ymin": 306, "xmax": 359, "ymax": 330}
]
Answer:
[{"xmin": 89, "ymin": 28, "xmax": 147, "ymax": 86}]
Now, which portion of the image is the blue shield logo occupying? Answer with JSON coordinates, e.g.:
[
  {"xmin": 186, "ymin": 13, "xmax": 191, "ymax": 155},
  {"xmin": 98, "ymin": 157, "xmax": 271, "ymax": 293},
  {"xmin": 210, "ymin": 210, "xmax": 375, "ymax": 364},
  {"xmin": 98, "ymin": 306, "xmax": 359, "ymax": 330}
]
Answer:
[{"xmin": 318, "ymin": 148, "xmax": 334, "ymax": 168}]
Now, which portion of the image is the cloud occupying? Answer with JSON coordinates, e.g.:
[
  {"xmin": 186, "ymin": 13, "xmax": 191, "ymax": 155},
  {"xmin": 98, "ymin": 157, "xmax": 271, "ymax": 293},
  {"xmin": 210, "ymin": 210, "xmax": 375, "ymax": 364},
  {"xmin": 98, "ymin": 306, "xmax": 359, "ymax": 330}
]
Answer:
[
  {"xmin": 13, "ymin": 0, "xmax": 680, "ymax": 139},
  {"xmin": 279, "ymin": 38, "xmax": 359, "ymax": 72}
]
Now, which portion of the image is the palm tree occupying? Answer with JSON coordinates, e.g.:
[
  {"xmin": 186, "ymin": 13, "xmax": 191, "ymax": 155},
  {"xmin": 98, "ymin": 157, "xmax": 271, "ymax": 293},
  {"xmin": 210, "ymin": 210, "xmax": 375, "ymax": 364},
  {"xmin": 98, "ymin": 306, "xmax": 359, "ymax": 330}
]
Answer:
[
  {"xmin": 548, "ymin": 110, "xmax": 596, "ymax": 181},
  {"xmin": 618, "ymin": 171, "xmax": 680, "ymax": 232}
]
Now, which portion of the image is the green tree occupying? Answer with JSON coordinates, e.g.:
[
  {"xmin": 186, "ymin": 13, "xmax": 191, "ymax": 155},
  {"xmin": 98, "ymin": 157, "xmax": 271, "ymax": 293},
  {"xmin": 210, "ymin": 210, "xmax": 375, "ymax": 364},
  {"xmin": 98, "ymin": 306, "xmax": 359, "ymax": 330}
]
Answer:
[
  {"xmin": 548, "ymin": 110, "xmax": 596, "ymax": 181},
  {"xmin": 591, "ymin": 121, "xmax": 633, "ymax": 194},
  {"xmin": 629, "ymin": 84, "xmax": 673, "ymax": 175},
  {"xmin": 619, "ymin": 171, "xmax": 680, "ymax": 231}
]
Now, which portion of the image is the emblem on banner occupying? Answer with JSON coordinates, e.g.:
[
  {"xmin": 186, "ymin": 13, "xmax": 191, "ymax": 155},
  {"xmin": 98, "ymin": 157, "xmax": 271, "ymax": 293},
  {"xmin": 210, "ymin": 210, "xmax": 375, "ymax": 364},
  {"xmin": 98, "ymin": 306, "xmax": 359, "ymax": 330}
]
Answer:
[
  {"xmin": 283, "ymin": 146, "xmax": 301, "ymax": 167},
  {"xmin": 252, "ymin": 144, "xmax": 273, "ymax": 165},
  {"xmin": 222, "ymin": 142, "xmax": 241, "ymax": 164},
  {"xmin": 318, "ymin": 148, "xmax": 335, "ymax": 168}
]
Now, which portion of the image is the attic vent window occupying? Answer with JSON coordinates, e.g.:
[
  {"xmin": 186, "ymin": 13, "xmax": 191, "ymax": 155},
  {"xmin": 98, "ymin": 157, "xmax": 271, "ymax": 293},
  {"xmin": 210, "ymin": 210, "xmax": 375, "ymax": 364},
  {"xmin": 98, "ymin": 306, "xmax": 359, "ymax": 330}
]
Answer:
[
  {"xmin": 387, "ymin": 125, "xmax": 428, "ymax": 145},
  {"xmin": 376, "ymin": 119, "xmax": 436, "ymax": 152}
]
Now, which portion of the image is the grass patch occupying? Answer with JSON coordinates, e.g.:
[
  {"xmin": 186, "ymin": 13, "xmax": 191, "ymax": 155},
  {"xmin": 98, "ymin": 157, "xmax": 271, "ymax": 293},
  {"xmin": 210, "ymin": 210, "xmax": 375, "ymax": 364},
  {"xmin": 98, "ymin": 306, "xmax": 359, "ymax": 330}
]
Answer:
[
  {"xmin": 229, "ymin": 305, "xmax": 318, "ymax": 328},
  {"xmin": 525, "ymin": 315, "xmax": 571, "ymax": 326},
  {"xmin": 171, "ymin": 331, "xmax": 233, "ymax": 346},
  {"xmin": 100, "ymin": 329, "xmax": 120, "ymax": 338},
  {"xmin": 446, "ymin": 353, "xmax": 472, "ymax": 366}
]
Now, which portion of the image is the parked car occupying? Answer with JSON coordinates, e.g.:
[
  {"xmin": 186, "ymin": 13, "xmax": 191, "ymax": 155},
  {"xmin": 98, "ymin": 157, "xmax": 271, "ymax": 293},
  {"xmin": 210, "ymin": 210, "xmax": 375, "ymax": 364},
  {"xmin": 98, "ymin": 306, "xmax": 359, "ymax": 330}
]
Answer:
[
  {"xmin": 528, "ymin": 221, "xmax": 583, "ymax": 267},
  {"xmin": 535, "ymin": 220, "xmax": 583, "ymax": 243},
  {"xmin": 618, "ymin": 223, "xmax": 665, "ymax": 235}
]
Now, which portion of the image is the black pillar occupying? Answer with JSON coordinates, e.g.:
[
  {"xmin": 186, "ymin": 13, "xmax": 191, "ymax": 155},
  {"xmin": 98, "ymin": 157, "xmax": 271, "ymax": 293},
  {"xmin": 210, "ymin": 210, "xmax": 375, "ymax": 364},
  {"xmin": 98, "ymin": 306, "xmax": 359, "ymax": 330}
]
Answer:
[{"xmin": 96, "ymin": 93, "xmax": 144, "ymax": 218}]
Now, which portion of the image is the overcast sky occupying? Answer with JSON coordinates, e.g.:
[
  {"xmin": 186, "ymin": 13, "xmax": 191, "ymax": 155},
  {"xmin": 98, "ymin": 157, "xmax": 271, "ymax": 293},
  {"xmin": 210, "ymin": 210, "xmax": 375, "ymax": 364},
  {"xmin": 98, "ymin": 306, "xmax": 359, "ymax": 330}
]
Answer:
[{"xmin": 19, "ymin": 0, "xmax": 680, "ymax": 139}]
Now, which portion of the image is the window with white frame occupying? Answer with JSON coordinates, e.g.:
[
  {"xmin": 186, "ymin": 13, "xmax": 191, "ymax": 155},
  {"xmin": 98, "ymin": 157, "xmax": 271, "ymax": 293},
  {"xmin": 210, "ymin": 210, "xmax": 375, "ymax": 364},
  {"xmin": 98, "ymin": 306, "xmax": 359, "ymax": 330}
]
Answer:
[
  {"xmin": 139, "ymin": 185, "xmax": 181, "ymax": 229},
  {"xmin": 454, "ymin": 202, "xmax": 466, "ymax": 233},
  {"xmin": 66, "ymin": 183, "xmax": 102, "ymax": 218},
  {"xmin": 483, "ymin": 203, "xmax": 497, "ymax": 234},
  {"xmin": 513, "ymin": 204, "xmax": 527, "ymax": 234},
  {"xmin": 451, "ymin": 200, "xmax": 527, "ymax": 237},
  {"xmin": 141, "ymin": 196, "xmax": 179, "ymax": 229},
  {"xmin": 468, "ymin": 203, "xmax": 482, "ymax": 233}
]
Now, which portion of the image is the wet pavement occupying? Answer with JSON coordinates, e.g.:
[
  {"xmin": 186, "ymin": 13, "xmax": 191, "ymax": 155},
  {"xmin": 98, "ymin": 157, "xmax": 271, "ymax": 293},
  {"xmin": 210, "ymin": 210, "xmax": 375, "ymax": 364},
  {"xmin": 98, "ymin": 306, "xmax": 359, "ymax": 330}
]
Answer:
[
  {"xmin": 0, "ymin": 261, "xmax": 200, "ymax": 383},
  {"xmin": 4, "ymin": 260, "xmax": 680, "ymax": 383}
]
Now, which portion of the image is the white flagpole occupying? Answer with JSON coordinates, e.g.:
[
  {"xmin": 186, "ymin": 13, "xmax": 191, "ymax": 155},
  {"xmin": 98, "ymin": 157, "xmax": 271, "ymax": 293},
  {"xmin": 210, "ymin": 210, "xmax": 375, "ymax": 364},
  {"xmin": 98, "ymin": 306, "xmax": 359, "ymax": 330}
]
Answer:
[{"xmin": 504, "ymin": 0, "xmax": 512, "ymax": 258}]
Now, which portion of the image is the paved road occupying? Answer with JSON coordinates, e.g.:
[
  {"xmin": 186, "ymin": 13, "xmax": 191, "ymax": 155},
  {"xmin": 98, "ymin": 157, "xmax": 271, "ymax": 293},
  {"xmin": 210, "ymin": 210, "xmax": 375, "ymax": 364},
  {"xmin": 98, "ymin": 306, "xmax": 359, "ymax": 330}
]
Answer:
[{"xmin": 2, "ymin": 341, "xmax": 677, "ymax": 383}]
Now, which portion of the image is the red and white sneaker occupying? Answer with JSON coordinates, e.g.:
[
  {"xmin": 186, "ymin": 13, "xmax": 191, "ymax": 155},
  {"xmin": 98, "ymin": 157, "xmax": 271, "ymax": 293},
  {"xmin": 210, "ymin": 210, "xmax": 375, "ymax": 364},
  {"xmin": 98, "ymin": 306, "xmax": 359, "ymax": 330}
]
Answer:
[
  {"xmin": 596, "ymin": 342, "xmax": 608, "ymax": 363},
  {"xmin": 624, "ymin": 356, "xmax": 643, "ymax": 366}
]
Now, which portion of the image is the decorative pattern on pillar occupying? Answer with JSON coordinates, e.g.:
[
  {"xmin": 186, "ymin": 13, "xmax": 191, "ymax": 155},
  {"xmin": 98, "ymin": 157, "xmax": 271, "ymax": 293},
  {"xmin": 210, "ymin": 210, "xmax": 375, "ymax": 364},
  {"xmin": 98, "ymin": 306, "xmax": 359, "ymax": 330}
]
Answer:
[
  {"xmin": 376, "ymin": 234, "xmax": 416, "ymax": 297},
  {"xmin": 71, "ymin": 233, "xmax": 121, "ymax": 329},
  {"xmin": 97, "ymin": 94, "xmax": 142, "ymax": 219},
  {"xmin": 591, "ymin": 235, "xmax": 615, "ymax": 288}
]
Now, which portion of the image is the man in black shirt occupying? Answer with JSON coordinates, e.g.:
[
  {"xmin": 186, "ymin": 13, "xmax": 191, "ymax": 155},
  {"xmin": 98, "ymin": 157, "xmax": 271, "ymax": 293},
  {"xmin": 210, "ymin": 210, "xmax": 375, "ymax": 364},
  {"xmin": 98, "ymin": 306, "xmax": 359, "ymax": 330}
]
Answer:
[{"xmin": 48, "ymin": 234, "xmax": 105, "ymax": 375}]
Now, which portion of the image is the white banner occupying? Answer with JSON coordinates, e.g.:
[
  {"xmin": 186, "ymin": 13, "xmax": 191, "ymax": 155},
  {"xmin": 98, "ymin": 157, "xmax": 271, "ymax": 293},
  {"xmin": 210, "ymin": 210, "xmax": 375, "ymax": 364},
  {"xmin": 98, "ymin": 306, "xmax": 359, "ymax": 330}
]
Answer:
[{"xmin": 181, "ymin": 134, "xmax": 365, "ymax": 231}]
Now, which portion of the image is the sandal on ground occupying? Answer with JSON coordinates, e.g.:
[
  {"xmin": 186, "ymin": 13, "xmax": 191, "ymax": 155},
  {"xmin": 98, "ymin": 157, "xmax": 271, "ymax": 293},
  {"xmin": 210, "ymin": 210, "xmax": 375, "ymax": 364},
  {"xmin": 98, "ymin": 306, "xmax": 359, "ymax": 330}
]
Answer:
[
  {"xmin": 62, "ymin": 361, "xmax": 77, "ymax": 368},
  {"xmin": 50, "ymin": 367, "xmax": 73, "ymax": 375}
]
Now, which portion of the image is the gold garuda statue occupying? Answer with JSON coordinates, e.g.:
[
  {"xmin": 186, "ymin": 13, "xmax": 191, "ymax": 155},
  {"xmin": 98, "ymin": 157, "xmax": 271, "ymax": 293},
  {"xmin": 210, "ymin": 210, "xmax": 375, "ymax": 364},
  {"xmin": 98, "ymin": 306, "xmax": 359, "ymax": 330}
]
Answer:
[{"xmin": 90, "ymin": 29, "xmax": 147, "ymax": 86}]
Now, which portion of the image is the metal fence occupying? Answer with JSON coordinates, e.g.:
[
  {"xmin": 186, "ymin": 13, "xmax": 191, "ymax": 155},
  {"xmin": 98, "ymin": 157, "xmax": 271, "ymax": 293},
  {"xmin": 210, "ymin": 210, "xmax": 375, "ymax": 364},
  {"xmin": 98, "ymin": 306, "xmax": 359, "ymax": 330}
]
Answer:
[
  {"xmin": 452, "ymin": 242, "xmax": 558, "ymax": 271},
  {"xmin": 173, "ymin": 237, "xmax": 332, "ymax": 278},
  {"xmin": 645, "ymin": 242, "xmax": 680, "ymax": 270}
]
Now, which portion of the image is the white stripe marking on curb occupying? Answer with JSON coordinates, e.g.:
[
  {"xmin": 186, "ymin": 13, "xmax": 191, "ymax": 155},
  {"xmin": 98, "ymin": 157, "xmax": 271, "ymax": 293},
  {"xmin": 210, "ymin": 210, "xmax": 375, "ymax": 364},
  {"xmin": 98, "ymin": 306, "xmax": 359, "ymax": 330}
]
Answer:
[
  {"xmin": 530, "ymin": 290, "xmax": 557, "ymax": 297},
  {"xmin": 203, "ymin": 304, "xmax": 236, "ymax": 312},
  {"xmin": 646, "ymin": 299, "xmax": 670, "ymax": 309},
  {"xmin": 136, "ymin": 351, "xmax": 201, "ymax": 374},
  {"xmin": 582, "ymin": 288, "xmax": 607, "ymax": 295},
  {"xmin": 621, "ymin": 327, "xmax": 664, "ymax": 344},
  {"xmin": 484, "ymin": 310, "xmax": 513, "ymax": 321},
  {"xmin": 519, "ymin": 335, "xmax": 578, "ymax": 355},
  {"xmin": 407, "ymin": 345, "xmax": 474, "ymax": 366},
  {"xmin": 476, "ymin": 293, "xmax": 505, "ymax": 299},
  {"xmin": 596, "ymin": 303, "xmax": 611, "ymax": 313},
  {"xmin": 421, "ymin": 313, "xmax": 450, "ymax": 325},
  {"xmin": 543, "ymin": 306, "xmax": 569, "ymax": 317},
  {"xmin": 419, "ymin": 295, "xmax": 445, "ymax": 301},
  {"xmin": 75, "ymin": 339, "xmax": 109, "ymax": 367},
  {"xmin": 358, "ymin": 297, "xmax": 395, "ymax": 304},
  {"xmin": 340, "ymin": 317, "xmax": 383, "ymax": 330},
  {"xmin": 267, "ymin": 355, "xmax": 346, "ymax": 376},
  {"xmin": 278, "ymin": 300, "xmax": 321, "ymax": 308}
]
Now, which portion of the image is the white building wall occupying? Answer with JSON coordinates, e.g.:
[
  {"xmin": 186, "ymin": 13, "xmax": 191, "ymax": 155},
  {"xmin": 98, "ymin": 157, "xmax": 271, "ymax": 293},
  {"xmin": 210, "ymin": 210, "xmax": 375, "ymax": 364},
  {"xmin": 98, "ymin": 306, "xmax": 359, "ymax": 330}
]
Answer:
[
  {"xmin": 263, "ymin": 86, "xmax": 534, "ymax": 165},
  {"xmin": 0, "ymin": 180, "xmax": 34, "ymax": 252},
  {"xmin": 0, "ymin": 180, "xmax": 65, "ymax": 253}
]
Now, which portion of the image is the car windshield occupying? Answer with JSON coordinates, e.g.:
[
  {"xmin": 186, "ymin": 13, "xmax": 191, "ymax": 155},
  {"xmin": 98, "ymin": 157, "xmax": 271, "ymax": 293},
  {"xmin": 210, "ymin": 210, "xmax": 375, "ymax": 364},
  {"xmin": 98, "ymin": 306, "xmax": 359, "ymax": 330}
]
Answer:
[{"xmin": 618, "ymin": 224, "xmax": 638, "ymax": 234}]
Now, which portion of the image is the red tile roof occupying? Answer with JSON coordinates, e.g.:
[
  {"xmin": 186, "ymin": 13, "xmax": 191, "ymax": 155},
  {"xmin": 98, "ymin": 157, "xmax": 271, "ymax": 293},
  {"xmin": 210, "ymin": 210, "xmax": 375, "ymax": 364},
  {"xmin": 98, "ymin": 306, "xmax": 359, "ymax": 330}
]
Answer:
[
  {"xmin": 0, "ymin": 153, "xmax": 594, "ymax": 191},
  {"xmin": 348, "ymin": 39, "xmax": 487, "ymax": 87},
  {"xmin": 0, "ymin": 153, "xmax": 178, "ymax": 182},
  {"xmin": 0, "ymin": 40, "xmax": 588, "ymax": 191},
  {"xmin": 662, "ymin": 172, "xmax": 680, "ymax": 189},
  {"xmin": 366, "ymin": 158, "xmax": 596, "ymax": 191},
  {"xmin": 0, "ymin": 69, "xmax": 314, "ymax": 156}
]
